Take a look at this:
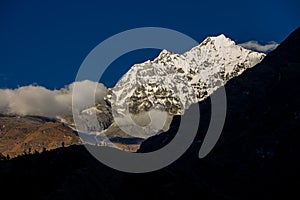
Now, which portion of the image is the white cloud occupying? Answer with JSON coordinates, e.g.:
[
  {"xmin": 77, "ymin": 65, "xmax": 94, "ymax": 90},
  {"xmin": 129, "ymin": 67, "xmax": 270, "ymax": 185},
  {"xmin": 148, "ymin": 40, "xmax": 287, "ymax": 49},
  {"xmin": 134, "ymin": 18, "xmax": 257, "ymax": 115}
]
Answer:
[
  {"xmin": 238, "ymin": 41, "xmax": 279, "ymax": 53},
  {"xmin": 0, "ymin": 80, "xmax": 107, "ymax": 118}
]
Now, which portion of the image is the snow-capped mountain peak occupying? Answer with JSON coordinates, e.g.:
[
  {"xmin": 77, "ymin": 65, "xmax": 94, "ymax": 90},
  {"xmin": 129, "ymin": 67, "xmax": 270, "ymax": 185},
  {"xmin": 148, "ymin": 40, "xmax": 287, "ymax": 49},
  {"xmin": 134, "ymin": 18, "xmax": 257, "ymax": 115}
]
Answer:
[{"xmin": 107, "ymin": 34, "xmax": 265, "ymax": 138}]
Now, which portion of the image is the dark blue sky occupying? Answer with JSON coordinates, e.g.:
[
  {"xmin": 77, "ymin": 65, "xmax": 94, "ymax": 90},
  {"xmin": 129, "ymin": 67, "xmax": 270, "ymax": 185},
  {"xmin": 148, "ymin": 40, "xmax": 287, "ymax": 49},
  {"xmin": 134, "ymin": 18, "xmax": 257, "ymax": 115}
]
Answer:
[{"xmin": 0, "ymin": 0, "xmax": 299, "ymax": 89}]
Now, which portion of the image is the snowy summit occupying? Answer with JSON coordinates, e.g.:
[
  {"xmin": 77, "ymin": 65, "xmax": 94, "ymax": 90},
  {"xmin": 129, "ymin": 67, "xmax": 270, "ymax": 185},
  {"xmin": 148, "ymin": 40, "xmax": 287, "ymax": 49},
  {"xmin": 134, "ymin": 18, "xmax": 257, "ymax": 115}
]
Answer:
[{"xmin": 107, "ymin": 34, "xmax": 265, "ymax": 138}]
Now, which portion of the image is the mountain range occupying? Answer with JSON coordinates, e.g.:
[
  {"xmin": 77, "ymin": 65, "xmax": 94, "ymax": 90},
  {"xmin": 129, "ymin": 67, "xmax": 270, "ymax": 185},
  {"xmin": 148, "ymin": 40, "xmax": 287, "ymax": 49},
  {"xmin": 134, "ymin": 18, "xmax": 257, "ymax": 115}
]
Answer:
[
  {"xmin": 0, "ymin": 27, "xmax": 299, "ymax": 199},
  {"xmin": 0, "ymin": 34, "xmax": 265, "ymax": 158}
]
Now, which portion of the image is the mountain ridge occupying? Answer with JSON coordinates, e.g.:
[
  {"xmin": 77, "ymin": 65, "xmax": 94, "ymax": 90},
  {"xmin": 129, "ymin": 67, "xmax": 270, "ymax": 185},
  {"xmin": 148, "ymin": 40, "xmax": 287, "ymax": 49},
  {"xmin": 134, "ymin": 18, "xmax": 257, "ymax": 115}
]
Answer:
[
  {"xmin": 1, "ymin": 27, "xmax": 299, "ymax": 199},
  {"xmin": 108, "ymin": 34, "xmax": 265, "ymax": 138},
  {"xmin": 0, "ymin": 34, "xmax": 267, "ymax": 156}
]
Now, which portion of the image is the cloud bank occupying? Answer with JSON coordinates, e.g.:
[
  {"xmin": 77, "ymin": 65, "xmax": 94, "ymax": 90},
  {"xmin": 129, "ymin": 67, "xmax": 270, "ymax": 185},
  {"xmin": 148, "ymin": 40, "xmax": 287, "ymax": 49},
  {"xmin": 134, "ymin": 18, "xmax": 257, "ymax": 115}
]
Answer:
[
  {"xmin": 238, "ymin": 41, "xmax": 279, "ymax": 53},
  {"xmin": 0, "ymin": 80, "xmax": 107, "ymax": 118}
]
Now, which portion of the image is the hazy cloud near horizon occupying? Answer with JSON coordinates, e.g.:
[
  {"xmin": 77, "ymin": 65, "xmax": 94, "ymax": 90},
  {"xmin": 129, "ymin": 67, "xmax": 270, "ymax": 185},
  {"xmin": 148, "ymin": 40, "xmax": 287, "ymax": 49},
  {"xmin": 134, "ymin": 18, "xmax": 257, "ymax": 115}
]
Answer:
[
  {"xmin": 0, "ymin": 80, "xmax": 107, "ymax": 118},
  {"xmin": 238, "ymin": 41, "xmax": 279, "ymax": 53}
]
